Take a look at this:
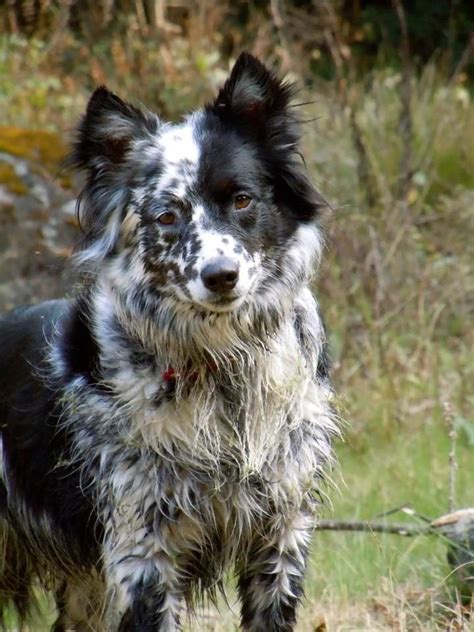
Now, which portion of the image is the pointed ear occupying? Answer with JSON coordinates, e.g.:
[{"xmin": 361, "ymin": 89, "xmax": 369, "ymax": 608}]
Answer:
[
  {"xmin": 69, "ymin": 88, "xmax": 159, "ymax": 270},
  {"xmin": 212, "ymin": 54, "xmax": 326, "ymax": 221},
  {"xmin": 70, "ymin": 86, "xmax": 159, "ymax": 172},
  {"xmin": 211, "ymin": 52, "xmax": 294, "ymax": 130}
]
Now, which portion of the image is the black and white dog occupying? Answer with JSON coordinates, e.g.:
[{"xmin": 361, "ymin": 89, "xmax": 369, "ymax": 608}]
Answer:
[{"xmin": 0, "ymin": 53, "xmax": 338, "ymax": 631}]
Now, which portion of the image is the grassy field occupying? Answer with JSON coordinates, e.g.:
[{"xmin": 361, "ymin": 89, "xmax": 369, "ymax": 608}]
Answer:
[{"xmin": 1, "ymin": 31, "xmax": 473, "ymax": 631}]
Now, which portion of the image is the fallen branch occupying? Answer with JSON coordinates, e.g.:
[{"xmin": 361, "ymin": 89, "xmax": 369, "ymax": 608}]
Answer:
[
  {"xmin": 315, "ymin": 519, "xmax": 429, "ymax": 536},
  {"xmin": 316, "ymin": 510, "xmax": 474, "ymax": 590},
  {"xmin": 317, "ymin": 509, "xmax": 474, "ymax": 539}
]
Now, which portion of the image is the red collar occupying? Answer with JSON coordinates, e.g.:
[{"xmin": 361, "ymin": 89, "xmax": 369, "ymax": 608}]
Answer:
[{"xmin": 162, "ymin": 361, "xmax": 218, "ymax": 384}]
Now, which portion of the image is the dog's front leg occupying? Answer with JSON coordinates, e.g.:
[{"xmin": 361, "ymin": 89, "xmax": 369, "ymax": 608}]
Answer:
[
  {"xmin": 104, "ymin": 554, "xmax": 183, "ymax": 632},
  {"xmin": 96, "ymin": 451, "xmax": 187, "ymax": 631},
  {"xmin": 238, "ymin": 512, "xmax": 312, "ymax": 632},
  {"xmin": 100, "ymin": 511, "xmax": 184, "ymax": 632}
]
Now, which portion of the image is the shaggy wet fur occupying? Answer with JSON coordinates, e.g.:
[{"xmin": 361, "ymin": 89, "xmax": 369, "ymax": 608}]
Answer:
[{"xmin": 0, "ymin": 53, "xmax": 338, "ymax": 631}]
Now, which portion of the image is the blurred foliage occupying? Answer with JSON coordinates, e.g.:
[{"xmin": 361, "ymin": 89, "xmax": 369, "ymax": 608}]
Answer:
[
  {"xmin": 1, "ymin": 1, "xmax": 473, "ymax": 86},
  {"xmin": 360, "ymin": 0, "xmax": 473, "ymax": 66}
]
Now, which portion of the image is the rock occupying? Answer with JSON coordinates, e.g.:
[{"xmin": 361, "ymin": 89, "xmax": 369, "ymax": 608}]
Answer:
[
  {"xmin": 431, "ymin": 508, "xmax": 474, "ymax": 594},
  {"xmin": 0, "ymin": 127, "xmax": 81, "ymax": 312}
]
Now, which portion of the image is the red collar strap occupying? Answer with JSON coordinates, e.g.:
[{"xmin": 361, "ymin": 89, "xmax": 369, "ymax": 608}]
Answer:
[
  {"xmin": 162, "ymin": 367, "xmax": 178, "ymax": 382},
  {"xmin": 162, "ymin": 361, "xmax": 218, "ymax": 384}
]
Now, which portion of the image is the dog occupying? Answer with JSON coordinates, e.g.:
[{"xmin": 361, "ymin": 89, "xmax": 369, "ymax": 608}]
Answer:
[{"xmin": 0, "ymin": 53, "xmax": 338, "ymax": 631}]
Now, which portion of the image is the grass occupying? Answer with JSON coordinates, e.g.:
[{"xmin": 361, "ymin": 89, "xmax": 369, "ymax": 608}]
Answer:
[{"xmin": 0, "ymin": 30, "xmax": 472, "ymax": 631}]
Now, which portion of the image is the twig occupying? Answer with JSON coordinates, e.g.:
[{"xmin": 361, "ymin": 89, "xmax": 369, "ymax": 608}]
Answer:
[
  {"xmin": 322, "ymin": 0, "xmax": 378, "ymax": 208},
  {"xmin": 443, "ymin": 401, "xmax": 458, "ymax": 513},
  {"xmin": 315, "ymin": 511, "xmax": 474, "ymax": 567},
  {"xmin": 269, "ymin": 0, "xmax": 292, "ymax": 70},
  {"xmin": 349, "ymin": 108, "xmax": 378, "ymax": 209},
  {"xmin": 315, "ymin": 519, "xmax": 429, "ymax": 536},
  {"xmin": 43, "ymin": 0, "xmax": 73, "ymax": 53},
  {"xmin": 374, "ymin": 504, "xmax": 433, "ymax": 524},
  {"xmin": 374, "ymin": 504, "xmax": 414, "ymax": 518},
  {"xmin": 449, "ymin": 32, "xmax": 474, "ymax": 85},
  {"xmin": 391, "ymin": 0, "xmax": 413, "ymax": 202},
  {"xmin": 270, "ymin": 0, "xmax": 284, "ymax": 29},
  {"xmin": 6, "ymin": 0, "xmax": 19, "ymax": 34}
]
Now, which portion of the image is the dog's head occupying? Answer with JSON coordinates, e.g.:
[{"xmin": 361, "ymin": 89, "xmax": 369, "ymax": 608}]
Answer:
[{"xmin": 72, "ymin": 53, "xmax": 326, "ymax": 316}]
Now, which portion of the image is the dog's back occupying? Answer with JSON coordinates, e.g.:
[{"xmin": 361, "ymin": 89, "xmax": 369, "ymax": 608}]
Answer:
[
  {"xmin": 0, "ymin": 301, "xmax": 63, "ymax": 621},
  {"xmin": 0, "ymin": 300, "xmax": 67, "ymax": 400},
  {"xmin": 0, "ymin": 301, "xmax": 69, "ymax": 510}
]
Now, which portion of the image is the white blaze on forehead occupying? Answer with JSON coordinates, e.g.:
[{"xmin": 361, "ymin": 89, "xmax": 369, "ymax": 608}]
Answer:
[
  {"xmin": 153, "ymin": 116, "xmax": 202, "ymax": 197},
  {"xmin": 193, "ymin": 229, "xmax": 240, "ymax": 265},
  {"xmin": 177, "ymin": 227, "xmax": 240, "ymax": 277},
  {"xmin": 158, "ymin": 117, "xmax": 200, "ymax": 166}
]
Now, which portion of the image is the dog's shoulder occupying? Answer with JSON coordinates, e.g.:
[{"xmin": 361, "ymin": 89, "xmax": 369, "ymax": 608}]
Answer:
[{"xmin": 0, "ymin": 298, "xmax": 102, "ymax": 567}]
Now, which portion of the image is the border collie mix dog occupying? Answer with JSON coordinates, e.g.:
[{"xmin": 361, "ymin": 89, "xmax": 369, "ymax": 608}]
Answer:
[{"xmin": 0, "ymin": 53, "xmax": 338, "ymax": 631}]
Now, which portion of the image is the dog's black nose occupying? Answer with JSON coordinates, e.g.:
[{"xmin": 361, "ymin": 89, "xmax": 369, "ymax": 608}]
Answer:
[{"xmin": 201, "ymin": 258, "xmax": 239, "ymax": 294}]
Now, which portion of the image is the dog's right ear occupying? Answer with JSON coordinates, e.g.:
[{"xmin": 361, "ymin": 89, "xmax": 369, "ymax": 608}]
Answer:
[
  {"xmin": 70, "ymin": 88, "xmax": 160, "ymax": 270},
  {"xmin": 71, "ymin": 87, "xmax": 159, "ymax": 172}
]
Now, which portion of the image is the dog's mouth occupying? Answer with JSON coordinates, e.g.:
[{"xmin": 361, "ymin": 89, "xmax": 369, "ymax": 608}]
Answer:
[{"xmin": 194, "ymin": 293, "xmax": 246, "ymax": 313}]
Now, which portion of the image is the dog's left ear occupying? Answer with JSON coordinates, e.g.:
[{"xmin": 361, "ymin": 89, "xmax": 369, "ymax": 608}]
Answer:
[
  {"xmin": 212, "ymin": 53, "xmax": 326, "ymax": 221},
  {"xmin": 211, "ymin": 52, "xmax": 294, "ymax": 135}
]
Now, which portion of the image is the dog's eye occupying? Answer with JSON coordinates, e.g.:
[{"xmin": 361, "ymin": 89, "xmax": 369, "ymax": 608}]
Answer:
[
  {"xmin": 234, "ymin": 194, "xmax": 252, "ymax": 210},
  {"xmin": 157, "ymin": 211, "xmax": 177, "ymax": 225}
]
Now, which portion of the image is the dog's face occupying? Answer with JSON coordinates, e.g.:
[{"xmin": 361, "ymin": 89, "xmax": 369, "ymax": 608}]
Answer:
[
  {"xmin": 73, "ymin": 53, "xmax": 325, "ymax": 314},
  {"xmin": 127, "ymin": 117, "xmax": 275, "ymax": 313}
]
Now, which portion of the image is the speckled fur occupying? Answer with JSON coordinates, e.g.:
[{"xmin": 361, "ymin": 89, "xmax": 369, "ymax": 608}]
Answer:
[{"xmin": 0, "ymin": 53, "xmax": 338, "ymax": 631}]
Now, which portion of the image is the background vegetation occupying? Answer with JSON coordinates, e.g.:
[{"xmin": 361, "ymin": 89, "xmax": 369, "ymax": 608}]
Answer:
[{"xmin": 1, "ymin": 1, "xmax": 473, "ymax": 630}]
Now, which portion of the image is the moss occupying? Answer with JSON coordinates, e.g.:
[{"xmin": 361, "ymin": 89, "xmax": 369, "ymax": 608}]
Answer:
[
  {"xmin": 0, "ymin": 163, "xmax": 28, "ymax": 195},
  {"xmin": 0, "ymin": 127, "xmax": 68, "ymax": 174}
]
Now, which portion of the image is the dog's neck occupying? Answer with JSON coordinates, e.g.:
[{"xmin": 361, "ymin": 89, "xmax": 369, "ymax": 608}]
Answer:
[
  {"xmin": 90, "ymin": 271, "xmax": 297, "ymax": 375},
  {"xmin": 92, "ymin": 286, "xmax": 313, "ymax": 474}
]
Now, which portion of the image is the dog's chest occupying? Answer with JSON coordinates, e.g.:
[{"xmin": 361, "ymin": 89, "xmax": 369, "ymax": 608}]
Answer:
[{"xmin": 102, "ymin": 441, "xmax": 276, "ymax": 570}]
